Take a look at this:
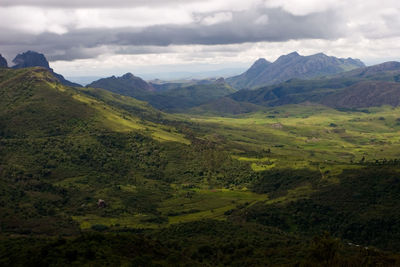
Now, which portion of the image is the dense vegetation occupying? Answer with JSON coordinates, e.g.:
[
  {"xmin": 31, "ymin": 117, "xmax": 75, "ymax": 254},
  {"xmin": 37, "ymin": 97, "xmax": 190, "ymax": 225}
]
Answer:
[{"xmin": 2, "ymin": 66, "xmax": 400, "ymax": 265}]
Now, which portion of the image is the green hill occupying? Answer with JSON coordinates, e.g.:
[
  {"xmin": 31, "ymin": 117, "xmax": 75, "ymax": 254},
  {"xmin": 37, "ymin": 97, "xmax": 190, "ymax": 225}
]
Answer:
[
  {"xmin": 86, "ymin": 73, "xmax": 155, "ymax": 99},
  {"xmin": 88, "ymin": 75, "xmax": 237, "ymax": 112}
]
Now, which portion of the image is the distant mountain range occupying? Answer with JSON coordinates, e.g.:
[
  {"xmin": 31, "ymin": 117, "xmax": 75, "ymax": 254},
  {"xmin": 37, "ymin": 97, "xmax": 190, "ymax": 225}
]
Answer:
[
  {"xmin": 230, "ymin": 61, "xmax": 400, "ymax": 109},
  {"xmin": 3, "ymin": 50, "xmax": 400, "ymax": 112},
  {"xmin": 87, "ymin": 74, "xmax": 236, "ymax": 112},
  {"xmin": 226, "ymin": 52, "xmax": 365, "ymax": 89}
]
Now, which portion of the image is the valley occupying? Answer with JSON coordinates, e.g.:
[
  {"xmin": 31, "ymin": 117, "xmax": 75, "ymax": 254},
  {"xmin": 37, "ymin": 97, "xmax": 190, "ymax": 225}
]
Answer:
[{"xmin": 2, "ymin": 52, "xmax": 400, "ymax": 265}]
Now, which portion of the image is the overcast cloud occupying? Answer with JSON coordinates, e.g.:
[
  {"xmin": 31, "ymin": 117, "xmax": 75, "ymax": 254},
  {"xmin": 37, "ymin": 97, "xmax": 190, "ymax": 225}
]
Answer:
[{"xmin": 0, "ymin": 0, "xmax": 399, "ymax": 76}]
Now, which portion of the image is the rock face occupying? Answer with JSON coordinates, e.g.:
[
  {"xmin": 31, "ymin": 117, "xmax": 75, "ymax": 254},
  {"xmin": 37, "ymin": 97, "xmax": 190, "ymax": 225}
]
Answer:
[
  {"xmin": 227, "ymin": 52, "xmax": 365, "ymax": 89},
  {"xmin": 87, "ymin": 73, "xmax": 155, "ymax": 98},
  {"xmin": 12, "ymin": 51, "xmax": 81, "ymax": 87},
  {"xmin": 12, "ymin": 51, "xmax": 50, "ymax": 69},
  {"xmin": 0, "ymin": 54, "xmax": 8, "ymax": 68}
]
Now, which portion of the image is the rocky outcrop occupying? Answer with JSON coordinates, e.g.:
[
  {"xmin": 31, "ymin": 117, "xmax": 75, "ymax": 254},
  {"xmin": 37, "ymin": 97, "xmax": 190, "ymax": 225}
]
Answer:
[
  {"xmin": 12, "ymin": 51, "xmax": 81, "ymax": 87},
  {"xmin": 0, "ymin": 54, "xmax": 8, "ymax": 68},
  {"xmin": 12, "ymin": 51, "xmax": 50, "ymax": 69}
]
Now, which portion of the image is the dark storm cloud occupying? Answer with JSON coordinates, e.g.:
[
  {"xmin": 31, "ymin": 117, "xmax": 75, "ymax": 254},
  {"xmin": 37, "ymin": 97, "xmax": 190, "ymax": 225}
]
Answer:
[{"xmin": 0, "ymin": 8, "xmax": 345, "ymax": 61}]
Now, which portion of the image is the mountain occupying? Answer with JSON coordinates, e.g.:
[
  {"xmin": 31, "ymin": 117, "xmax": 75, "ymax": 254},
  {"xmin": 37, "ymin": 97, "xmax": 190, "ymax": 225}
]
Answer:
[
  {"xmin": 227, "ymin": 52, "xmax": 365, "ymax": 89},
  {"xmin": 11, "ymin": 51, "xmax": 81, "ymax": 87},
  {"xmin": 88, "ymin": 75, "xmax": 237, "ymax": 112},
  {"xmin": 225, "ymin": 58, "xmax": 271, "ymax": 89},
  {"xmin": 0, "ymin": 54, "xmax": 8, "ymax": 68},
  {"xmin": 230, "ymin": 61, "xmax": 400, "ymax": 109},
  {"xmin": 189, "ymin": 97, "xmax": 263, "ymax": 115},
  {"xmin": 87, "ymin": 73, "xmax": 155, "ymax": 99},
  {"xmin": 334, "ymin": 61, "xmax": 400, "ymax": 81},
  {"xmin": 146, "ymin": 81, "xmax": 237, "ymax": 111}
]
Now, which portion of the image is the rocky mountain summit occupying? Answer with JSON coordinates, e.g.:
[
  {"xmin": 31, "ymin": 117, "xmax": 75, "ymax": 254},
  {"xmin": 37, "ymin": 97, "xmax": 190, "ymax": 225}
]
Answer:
[
  {"xmin": 227, "ymin": 52, "xmax": 365, "ymax": 89},
  {"xmin": 11, "ymin": 51, "xmax": 81, "ymax": 87}
]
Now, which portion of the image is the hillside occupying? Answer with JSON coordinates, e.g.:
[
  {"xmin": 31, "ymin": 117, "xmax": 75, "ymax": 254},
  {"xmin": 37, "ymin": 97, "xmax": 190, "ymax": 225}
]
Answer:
[
  {"xmin": 231, "ymin": 61, "xmax": 400, "ymax": 108},
  {"xmin": 146, "ymin": 82, "xmax": 237, "ymax": 111},
  {"xmin": 321, "ymin": 81, "xmax": 400, "ymax": 108},
  {"xmin": 86, "ymin": 73, "xmax": 155, "ymax": 98},
  {"xmin": 88, "ymin": 75, "xmax": 237, "ymax": 112},
  {"xmin": 189, "ymin": 97, "xmax": 263, "ymax": 115},
  {"xmin": 227, "ymin": 52, "xmax": 365, "ymax": 89}
]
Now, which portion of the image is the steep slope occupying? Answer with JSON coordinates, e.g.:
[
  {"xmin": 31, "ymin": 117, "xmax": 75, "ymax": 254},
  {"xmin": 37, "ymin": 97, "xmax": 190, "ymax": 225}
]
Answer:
[
  {"xmin": 334, "ymin": 61, "xmax": 400, "ymax": 81},
  {"xmin": 11, "ymin": 51, "xmax": 81, "ymax": 87},
  {"xmin": 227, "ymin": 52, "xmax": 365, "ymax": 89},
  {"xmin": 0, "ymin": 54, "xmax": 7, "ymax": 68},
  {"xmin": 231, "ymin": 61, "xmax": 400, "ymax": 108},
  {"xmin": 0, "ymin": 67, "xmax": 186, "ymax": 141},
  {"xmin": 0, "ymin": 67, "xmax": 192, "ymax": 235},
  {"xmin": 320, "ymin": 81, "xmax": 400, "ymax": 108},
  {"xmin": 224, "ymin": 58, "xmax": 271, "ymax": 89},
  {"xmin": 87, "ymin": 73, "xmax": 155, "ymax": 99}
]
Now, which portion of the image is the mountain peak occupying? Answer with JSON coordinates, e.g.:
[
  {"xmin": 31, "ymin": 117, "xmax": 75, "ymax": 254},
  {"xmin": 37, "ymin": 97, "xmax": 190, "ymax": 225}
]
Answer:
[
  {"xmin": 275, "ymin": 51, "xmax": 301, "ymax": 62},
  {"xmin": 251, "ymin": 58, "xmax": 271, "ymax": 69},
  {"xmin": 313, "ymin": 52, "xmax": 328, "ymax": 57},
  {"xmin": 288, "ymin": 51, "xmax": 300, "ymax": 56},
  {"xmin": 87, "ymin": 72, "xmax": 155, "ymax": 96},
  {"xmin": 0, "ymin": 54, "xmax": 7, "ymax": 68},
  {"xmin": 12, "ymin": 51, "xmax": 50, "ymax": 69},
  {"xmin": 254, "ymin": 58, "xmax": 269, "ymax": 64},
  {"xmin": 11, "ymin": 51, "xmax": 81, "ymax": 87},
  {"xmin": 121, "ymin": 72, "xmax": 136, "ymax": 79}
]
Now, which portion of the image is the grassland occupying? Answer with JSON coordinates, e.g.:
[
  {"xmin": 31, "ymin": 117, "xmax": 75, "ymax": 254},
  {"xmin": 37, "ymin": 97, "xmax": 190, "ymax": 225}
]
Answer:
[
  {"xmin": 65, "ymin": 103, "xmax": 400, "ymax": 231},
  {"xmin": 182, "ymin": 104, "xmax": 400, "ymax": 166}
]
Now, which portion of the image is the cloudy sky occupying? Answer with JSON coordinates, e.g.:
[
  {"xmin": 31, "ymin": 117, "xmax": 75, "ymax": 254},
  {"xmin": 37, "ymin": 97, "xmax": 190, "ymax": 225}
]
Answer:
[{"xmin": 1, "ymin": 0, "xmax": 400, "ymax": 78}]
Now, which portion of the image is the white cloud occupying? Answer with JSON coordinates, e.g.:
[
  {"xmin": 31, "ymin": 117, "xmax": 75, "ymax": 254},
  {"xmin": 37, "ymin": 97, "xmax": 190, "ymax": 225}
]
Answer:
[
  {"xmin": 200, "ymin": 12, "xmax": 233, "ymax": 25},
  {"xmin": 263, "ymin": 0, "xmax": 346, "ymax": 16},
  {"xmin": 1, "ymin": 0, "xmax": 400, "ymax": 77},
  {"xmin": 0, "ymin": 7, "xmax": 72, "ymax": 34}
]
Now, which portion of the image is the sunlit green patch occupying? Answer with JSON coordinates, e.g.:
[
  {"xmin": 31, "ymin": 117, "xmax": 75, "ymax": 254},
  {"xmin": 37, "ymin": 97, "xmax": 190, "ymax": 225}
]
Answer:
[{"xmin": 159, "ymin": 187, "xmax": 268, "ymax": 224}]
